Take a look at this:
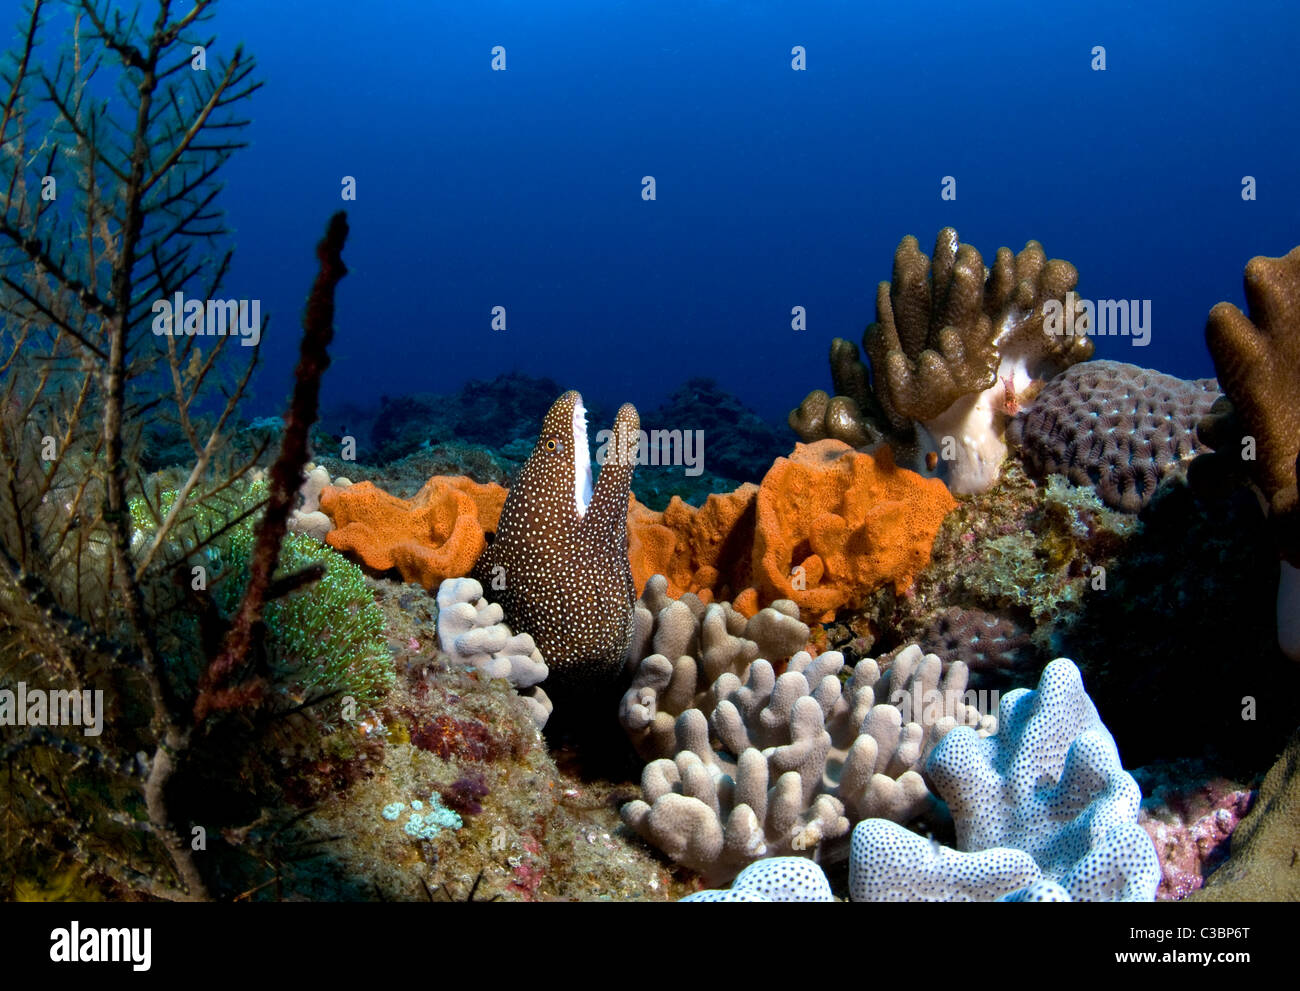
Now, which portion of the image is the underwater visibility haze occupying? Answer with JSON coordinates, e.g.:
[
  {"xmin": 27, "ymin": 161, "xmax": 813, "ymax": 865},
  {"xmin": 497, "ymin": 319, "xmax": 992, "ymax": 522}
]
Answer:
[{"xmin": 1, "ymin": 0, "xmax": 1298, "ymax": 913}]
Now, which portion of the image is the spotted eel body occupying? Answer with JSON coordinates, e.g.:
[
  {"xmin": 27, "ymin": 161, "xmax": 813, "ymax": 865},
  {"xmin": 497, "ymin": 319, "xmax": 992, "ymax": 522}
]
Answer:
[{"xmin": 471, "ymin": 390, "xmax": 640, "ymax": 693}]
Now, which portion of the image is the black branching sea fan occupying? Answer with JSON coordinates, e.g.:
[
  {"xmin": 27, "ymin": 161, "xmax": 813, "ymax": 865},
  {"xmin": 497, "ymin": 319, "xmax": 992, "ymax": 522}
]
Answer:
[{"xmin": 0, "ymin": 0, "xmax": 349, "ymax": 900}]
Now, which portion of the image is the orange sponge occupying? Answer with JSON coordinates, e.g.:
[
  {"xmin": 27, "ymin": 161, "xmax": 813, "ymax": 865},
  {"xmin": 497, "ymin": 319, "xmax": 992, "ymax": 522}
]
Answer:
[
  {"xmin": 753, "ymin": 440, "xmax": 955, "ymax": 621},
  {"xmin": 320, "ymin": 476, "xmax": 506, "ymax": 590}
]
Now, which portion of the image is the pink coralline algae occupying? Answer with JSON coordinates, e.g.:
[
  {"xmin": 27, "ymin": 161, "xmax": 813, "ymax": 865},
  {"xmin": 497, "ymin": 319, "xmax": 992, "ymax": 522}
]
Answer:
[{"xmin": 1139, "ymin": 787, "xmax": 1253, "ymax": 900}]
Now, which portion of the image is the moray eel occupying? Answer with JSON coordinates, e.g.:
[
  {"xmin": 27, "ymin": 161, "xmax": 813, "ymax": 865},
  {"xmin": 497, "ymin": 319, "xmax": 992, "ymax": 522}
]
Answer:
[{"xmin": 471, "ymin": 390, "xmax": 640, "ymax": 693}]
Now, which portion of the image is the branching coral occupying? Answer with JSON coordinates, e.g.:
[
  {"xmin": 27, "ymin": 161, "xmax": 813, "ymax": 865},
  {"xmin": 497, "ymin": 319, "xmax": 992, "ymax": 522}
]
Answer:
[
  {"xmin": 1192, "ymin": 245, "xmax": 1300, "ymax": 659},
  {"xmin": 621, "ymin": 578, "xmax": 995, "ymax": 881},
  {"xmin": 791, "ymin": 228, "xmax": 1093, "ymax": 493},
  {"xmin": 435, "ymin": 577, "xmax": 552, "ymax": 728}
]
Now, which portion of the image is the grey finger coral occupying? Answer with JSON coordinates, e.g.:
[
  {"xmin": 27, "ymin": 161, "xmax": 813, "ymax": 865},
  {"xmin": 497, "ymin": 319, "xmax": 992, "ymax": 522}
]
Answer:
[
  {"xmin": 791, "ymin": 228, "xmax": 1093, "ymax": 493},
  {"xmin": 619, "ymin": 574, "xmax": 810, "ymax": 761},
  {"xmin": 1010, "ymin": 360, "xmax": 1220, "ymax": 512},
  {"xmin": 435, "ymin": 577, "xmax": 552, "ymax": 728},
  {"xmin": 621, "ymin": 580, "xmax": 996, "ymax": 881}
]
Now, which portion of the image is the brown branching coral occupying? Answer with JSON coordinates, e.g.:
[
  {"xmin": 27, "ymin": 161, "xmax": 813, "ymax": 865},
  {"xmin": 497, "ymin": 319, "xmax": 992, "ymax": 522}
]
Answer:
[
  {"xmin": 791, "ymin": 228, "xmax": 1092, "ymax": 493},
  {"xmin": 1201, "ymin": 246, "xmax": 1300, "ymax": 534},
  {"xmin": 1191, "ymin": 245, "xmax": 1300, "ymax": 661},
  {"xmin": 865, "ymin": 228, "xmax": 1002, "ymax": 427}
]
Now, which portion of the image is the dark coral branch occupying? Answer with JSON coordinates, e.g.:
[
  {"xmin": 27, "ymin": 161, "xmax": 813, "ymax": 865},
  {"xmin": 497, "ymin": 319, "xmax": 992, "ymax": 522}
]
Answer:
[{"xmin": 195, "ymin": 211, "xmax": 349, "ymax": 722}]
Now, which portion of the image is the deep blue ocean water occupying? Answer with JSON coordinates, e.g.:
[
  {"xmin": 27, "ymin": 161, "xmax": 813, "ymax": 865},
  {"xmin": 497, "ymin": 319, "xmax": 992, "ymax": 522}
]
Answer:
[{"xmin": 209, "ymin": 0, "xmax": 1300, "ymax": 428}]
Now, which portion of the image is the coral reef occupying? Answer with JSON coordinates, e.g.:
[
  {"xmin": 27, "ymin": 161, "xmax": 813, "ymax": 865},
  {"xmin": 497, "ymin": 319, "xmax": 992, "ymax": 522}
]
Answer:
[
  {"xmin": 852, "ymin": 659, "xmax": 1160, "ymax": 901},
  {"xmin": 791, "ymin": 228, "xmax": 1092, "ymax": 493},
  {"xmin": 1009, "ymin": 360, "xmax": 1219, "ymax": 512},
  {"xmin": 321, "ymin": 476, "xmax": 506, "ymax": 589},
  {"xmin": 856, "ymin": 462, "xmax": 1135, "ymax": 667},
  {"xmin": 435, "ymin": 577, "xmax": 552, "ymax": 728}
]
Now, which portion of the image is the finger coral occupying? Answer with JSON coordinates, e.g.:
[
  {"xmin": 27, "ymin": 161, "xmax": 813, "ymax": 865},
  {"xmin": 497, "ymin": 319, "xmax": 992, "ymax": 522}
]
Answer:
[
  {"xmin": 621, "ymin": 584, "xmax": 995, "ymax": 882},
  {"xmin": 620, "ymin": 574, "xmax": 810, "ymax": 761},
  {"xmin": 320, "ymin": 476, "xmax": 506, "ymax": 589},
  {"xmin": 1010, "ymin": 360, "xmax": 1220, "ymax": 512},
  {"xmin": 792, "ymin": 228, "xmax": 1093, "ymax": 493},
  {"xmin": 435, "ymin": 577, "xmax": 552, "ymax": 728},
  {"xmin": 1203, "ymin": 245, "xmax": 1300, "ymax": 513}
]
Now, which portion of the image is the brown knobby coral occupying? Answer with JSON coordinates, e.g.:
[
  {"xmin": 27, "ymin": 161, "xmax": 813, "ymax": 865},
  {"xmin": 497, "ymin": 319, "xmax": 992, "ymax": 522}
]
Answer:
[{"xmin": 792, "ymin": 228, "xmax": 1093, "ymax": 492}]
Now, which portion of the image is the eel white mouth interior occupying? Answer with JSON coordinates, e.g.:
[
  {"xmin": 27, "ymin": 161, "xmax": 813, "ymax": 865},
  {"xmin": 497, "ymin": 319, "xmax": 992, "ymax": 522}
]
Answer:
[{"xmin": 572, "ymin": 397, "xmax": 593, "ymax": 518}]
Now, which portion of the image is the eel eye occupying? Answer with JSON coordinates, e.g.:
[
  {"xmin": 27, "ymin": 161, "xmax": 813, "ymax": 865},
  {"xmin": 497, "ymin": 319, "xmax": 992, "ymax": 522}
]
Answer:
[{"xmin": 545, "ymin": 438, "xmax": 563, "ymax": 454}]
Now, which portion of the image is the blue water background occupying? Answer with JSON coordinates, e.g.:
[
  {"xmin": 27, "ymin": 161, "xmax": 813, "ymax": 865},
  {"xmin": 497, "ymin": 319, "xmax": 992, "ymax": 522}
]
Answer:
[{"xmin": 211, "ymin": 0, "xmax": 1300, "ymax": 429}]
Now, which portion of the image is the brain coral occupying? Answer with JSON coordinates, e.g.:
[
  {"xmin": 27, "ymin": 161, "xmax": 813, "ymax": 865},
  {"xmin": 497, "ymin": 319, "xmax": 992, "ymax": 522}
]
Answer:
[
  {"xmin": 1010, "ymin": 360, "xmax": 1220, "ymax": 512},
  {"xmin": 914, "ymin": 606, "xmax": 1038, "ymax": 693}
]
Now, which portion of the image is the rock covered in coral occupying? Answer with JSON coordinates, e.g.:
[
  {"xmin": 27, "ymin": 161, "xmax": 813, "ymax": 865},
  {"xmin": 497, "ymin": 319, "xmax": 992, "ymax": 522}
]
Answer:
[
  {"xmin": 1138, "ymin": 779, "xmax": 1252, "ymax": 900},
  {"xmin": 435, "ymin": 577, "xmax": 551, "ymax": 728},
  {"xmin": 792, "ymin": 228, "xmax": 1093, "ymax": 493},
  {"xmin": 321, "ymin": 475, "xmax": 506, "ymax": 588},
  {"xmin": 471, "ymin": 391, "xmax": 640, "ymax": 694},
  {"xmin": 1009, "ymin": 360, "xmax": 1219, "ymax": 512},
  {"xmin": 914, "ymin": 606, "xmax": 1038, "ymax": 693}
]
